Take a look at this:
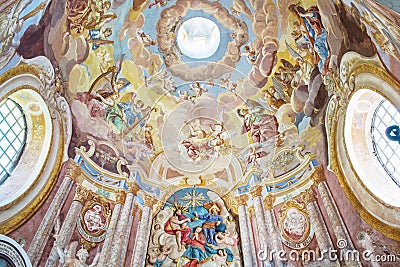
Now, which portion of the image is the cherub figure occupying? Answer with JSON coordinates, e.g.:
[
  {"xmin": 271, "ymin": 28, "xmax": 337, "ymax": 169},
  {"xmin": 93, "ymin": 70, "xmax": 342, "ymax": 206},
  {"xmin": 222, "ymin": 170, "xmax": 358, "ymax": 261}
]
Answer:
[
  {"xmin": 144, "ymin": 124, "xmax": 154, "ymax": 150},
  {"xmin": 241, "ymin": 42, "xmax": 259, "ymax": 65},
  {"xmin": 189, "ymin": 82, "xmax": 208, "ymax": 100},
  {"xmin": 230, "ymin": 7, "xmax": 240, "ymax": 16},
  {"xmin": 149, "ymin": 0, "xmax": 168, "ymax": 9},
  {"xmin": 66, "ymin": 0, "xmax": 117, "ymax": 36},
  {"xmin": 146, "ymin": 245, "xmax": 172, "ymax": 267},
  {"xmin": 137, "ymin": 29, "xmax": 156, "ymax": 47},
  {"xmin": 178, "ymin": 90, "xmax": 189, "ymax": 102},
  {"xmin": 262, "ymin": 86, "xmax": 287, "ymax": 111},
  {"xmin": 212, "ymin": 249, "xmax": 229, "ymax": 267},
  {"xmin": 57, "ymin": 242, "xmax": 100, "ymax": 267},
  {"xmin": 84, "ymin": 0, "xmax": 116, "ymax": 30},
  {"xmin": 87, "ymin": 27, "xmax": 114, "ymax": 50},
  {"xmin": 220, "ymin": 74, "xmax": 238, "ymax": 96}
]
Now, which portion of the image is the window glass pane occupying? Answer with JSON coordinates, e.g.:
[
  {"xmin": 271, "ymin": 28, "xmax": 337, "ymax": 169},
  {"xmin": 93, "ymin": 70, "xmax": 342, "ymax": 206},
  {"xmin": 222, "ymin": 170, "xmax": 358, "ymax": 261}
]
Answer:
[
  {"xmin": 371, "ymin": 99, "xmax": 400, "ymax": 186},
  {"xmin": 0, "ymin": 98, "xmax": 27, "ymax": 185}
]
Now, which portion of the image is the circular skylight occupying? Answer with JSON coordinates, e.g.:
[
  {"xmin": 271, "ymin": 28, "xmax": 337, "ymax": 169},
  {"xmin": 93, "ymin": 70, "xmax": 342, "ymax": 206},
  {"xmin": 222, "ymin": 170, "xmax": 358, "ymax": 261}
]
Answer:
[{"xmin": 177, "ymin": 17, "xmax": 220, "ymax": 59}]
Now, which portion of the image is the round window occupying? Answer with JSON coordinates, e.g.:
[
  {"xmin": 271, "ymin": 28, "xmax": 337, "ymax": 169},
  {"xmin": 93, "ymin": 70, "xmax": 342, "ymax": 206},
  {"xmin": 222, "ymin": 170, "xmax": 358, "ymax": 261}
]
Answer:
[
  {"xmin": 371, "ymin": 99, "xmax": 400, "ymax": 187},
  {"xmin": 0, "ymin": 98, "xmax": 27, "ymax": 185}
]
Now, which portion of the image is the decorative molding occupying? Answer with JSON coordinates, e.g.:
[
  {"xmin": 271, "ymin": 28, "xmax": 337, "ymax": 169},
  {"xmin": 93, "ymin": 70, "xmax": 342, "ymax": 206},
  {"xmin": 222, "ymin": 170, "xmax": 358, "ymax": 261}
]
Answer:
[
  {"xmin": 301, "ymin": 188, "xmax": 316, "ymax": 205},
  {"xmin": 74, "ymin": 185, "xmax": 91, "ymax": 204},
  {"xmin": 126, "ymin": 181, "xmax": 141, "ymax": 195},
  {"xmin": 142, "ymin": 193, "xmax": 158, "ymax": 208},
  {"xmin": 235, "ymin": 194, "xmax": 249, "ymax": 206},
  {"xmin": 263, "ymin": 194, "xmax": 275, "ymax": 210},
  {"xmin": 250, "ymin": 185, "xmax": 263, "ymax": 198},
  {"xmin": 326, "ymin": 55, "xmax": 400, "ymax": 240},
  {"xmin": 0, "ymin": 57, "xmax": 68, "ymax": 234},
  {"xmin": 65, "ymin": 160, "xmax": 81, "ymax": 180},
  {"xmin": 0, "ymin": 234, "xmax": 32, "ymax": 267},
  {"xmin": 311, "ymin": 166, "xmax": 325, "ymax": 185},
  {"xmin": 115, "ymin": 190, "xmax": 126, "ymax": 204}
]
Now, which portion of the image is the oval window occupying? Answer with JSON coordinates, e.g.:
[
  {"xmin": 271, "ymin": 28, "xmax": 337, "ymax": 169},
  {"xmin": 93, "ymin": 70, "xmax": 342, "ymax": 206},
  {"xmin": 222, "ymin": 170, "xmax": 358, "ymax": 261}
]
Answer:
[
  {"xmin": 371, "ymin": 99, "xmax": 400, "ymax": 186},
  {"xmin": 0, "ymin": 98, "xmax": 27, "ymax": 185}
]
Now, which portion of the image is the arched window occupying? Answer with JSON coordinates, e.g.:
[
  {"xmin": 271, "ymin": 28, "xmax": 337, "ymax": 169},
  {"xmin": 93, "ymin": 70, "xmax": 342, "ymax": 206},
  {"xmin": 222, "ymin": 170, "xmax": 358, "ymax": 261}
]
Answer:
[
  {"xmin": 0, "ymin": 98, "xmax": 27, "ymax": 185},
  {"xmin": 327, "ymin": 58, "xmax": 400, "ymax": 240},
  {"xmin": 371, "ymin": 99, "xmax": 400, "ymax": 186},
  {"xmin": 343, "ymin": 89, "xmax": 400, "ymax": 207}
]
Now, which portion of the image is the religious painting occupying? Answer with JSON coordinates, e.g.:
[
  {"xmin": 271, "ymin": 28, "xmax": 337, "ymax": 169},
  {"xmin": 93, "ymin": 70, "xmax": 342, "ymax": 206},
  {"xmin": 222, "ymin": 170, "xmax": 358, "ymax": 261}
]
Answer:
[
  {"xmin": 3, "ymin": 0, "xmax": 398, "ymax": 180},
  {"xmin": 146, "ymin": 187, "xmax": 241, "ymax": 266},
  {"xmin": 77, "ymin": 199, "xmax": 111, "ymax": 244},
  {"xmin": 278, "ymin": 200, "xmax": 314, "ymax": 250}
]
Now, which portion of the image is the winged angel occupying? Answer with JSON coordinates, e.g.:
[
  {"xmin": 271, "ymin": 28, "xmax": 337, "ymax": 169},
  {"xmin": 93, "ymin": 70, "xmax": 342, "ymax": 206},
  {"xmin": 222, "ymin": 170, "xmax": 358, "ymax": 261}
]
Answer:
[
  {"xmin": 53, "ymin": 217, "xmax": 100, "ymax": 267},
  {"xmin": 0, "ymin": 0, "xmax": 46, "ymax": 69}
]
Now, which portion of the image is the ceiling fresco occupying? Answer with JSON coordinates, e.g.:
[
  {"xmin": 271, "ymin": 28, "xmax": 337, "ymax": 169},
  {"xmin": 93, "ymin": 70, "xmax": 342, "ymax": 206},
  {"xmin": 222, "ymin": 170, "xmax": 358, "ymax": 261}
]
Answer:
[
  {"xmin": 2, "ymin": 0, "xmax": 400, "ymax": 266},
  {"xmin": 375, "ymin": 0, "xmax": 400, "ymax": 13},
  {"xmin": 2, "ymin": 0, "xmax": 400, "ymax": 191}
]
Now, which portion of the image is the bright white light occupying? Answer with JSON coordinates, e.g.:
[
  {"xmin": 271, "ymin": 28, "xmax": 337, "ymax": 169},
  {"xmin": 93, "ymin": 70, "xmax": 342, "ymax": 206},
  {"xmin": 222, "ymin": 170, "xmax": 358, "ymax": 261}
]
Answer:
[{"xmin": 177, "ymin": 17, "xmax": 220, "ymax": 59}]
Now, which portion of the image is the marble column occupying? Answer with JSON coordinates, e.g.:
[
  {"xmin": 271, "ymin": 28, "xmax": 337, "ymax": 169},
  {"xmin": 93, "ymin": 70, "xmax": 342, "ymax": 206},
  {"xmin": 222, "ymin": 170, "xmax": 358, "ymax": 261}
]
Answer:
[
  {"xmin": 301, "ymin": 188, "xmax": 338, "ymax": 265},
  {"xmin": 314, "ymin": 170, "xmax": 360, "ymax": 266},
  {"xmin": 97, "ymin": 190, "xmax": 125, "ymax": 266},
  {"xmin": 45, "ymin": 184, "xmax": 90, "ymax": 267},
  {"xmin": 251, "ymin": 186, "xmax": 270, "ymax": 267},
  {"xmin": 28, "ymin": 160, "xmax": 80, "ymax": 267},
  {"xmin": 109, "ymin": 182, "xmax": 139, "ymax": 267},
  {"xmin": 236, "ymin": 194, "xmax": 257, "ymax": 267},
  {"xmin": 263, "ymin": 194, "xmax": 285, "ymax": 267},
  {"xmin": 119, "ymin": 203, "xmax": 137, "ymax": 266},
  {"xmin": 131, "ymin": 194, "xmax": 156, "ymax": 267}
]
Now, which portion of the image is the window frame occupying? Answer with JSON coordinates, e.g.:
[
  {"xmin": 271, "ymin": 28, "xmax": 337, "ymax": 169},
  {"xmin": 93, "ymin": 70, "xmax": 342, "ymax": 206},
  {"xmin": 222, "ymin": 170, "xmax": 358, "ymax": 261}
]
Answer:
[{"xmin": 0, "ymin": 98, "xmax": 28, "ymax": 185}]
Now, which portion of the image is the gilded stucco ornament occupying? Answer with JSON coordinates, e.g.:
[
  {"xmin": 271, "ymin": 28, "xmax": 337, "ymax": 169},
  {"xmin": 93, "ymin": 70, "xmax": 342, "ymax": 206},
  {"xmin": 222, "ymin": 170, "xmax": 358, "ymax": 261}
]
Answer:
[
  {"xmin": 326, "ymin": 53, "xmax": 400, "ymax": 240},
  {"xmin": 0, "ymin": 57, "xmax": 69, "ymax": 234},
  {"xmin": 301, "ymin": 188, "xmax": 316, "ymax": 205},
  {"xmin": 74, "ymin": 185, "xmax": 92, "ymax": 204},
  {"xmin": 235, "ymin": 194, "xmax": 249, "ymax": 206},
  {"xmin": 278, "ymin": 200, "xmax": 314, "ymax": 249},
  {"xmin": 263, "ymin": 194, "xmax": 275, "ymax": 210}
]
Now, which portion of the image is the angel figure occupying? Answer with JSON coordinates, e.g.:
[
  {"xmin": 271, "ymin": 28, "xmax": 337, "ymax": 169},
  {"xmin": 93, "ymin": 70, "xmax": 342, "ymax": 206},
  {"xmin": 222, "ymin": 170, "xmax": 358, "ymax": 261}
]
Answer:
[
  {"xmin": 245, "ymin": 145, "xmax": 268, "ymax": 167},
  {"xmin": 83, "ymin": 0, "xmax": 116, "ymax": 31},
  {"xmin": 162, "ymin": 74, "xmax": 177, "ymax": 96},
  {"xmin": 87, "ymin": 27, "xmax": 114, "ymax": 50},
  {"xmin": 289, "ymin": 4, "xmax": 330, "ymax": 74},
  {"xmin": 67, "ymin": 0, "xmax": 117, "ymax": 36},
  {"xmin": 0, "ymin": 0, "xmax": 46, "ymax": 69},
  {"xmin": 211, "ymin": 249, "xmax": 229, "ymax": 267},
  {"xmin": 241, "ymin": 42, "xmax": 259, "ymax": 65},
  {"xmin": 274, "ymin": 59, "xmax": 300, "ymax": 89},
  {"xmin": 149, "ymin": 0, "xmax": 168, "ymax": 9},
  {"xmin": 58, "ymin": 241, "xmax": 100, "ymax": 267},
  {"xmin": 207, "ymin": 122, "xmax": 231, "ymax": 157},
  {"xmin": 262, "ymin": 84, "xmax": 287, "ymax": 111},
  {"xmin": 230, "ymin": 7, "xmax": 240, "ymax": 16},
  {"xmin": 189, "ymin": 82, "xmax": 208, "ymax": 98},
  {"xmin": 75, "ymin": 64, "xmax": 129, "ymax": 119},
  {"xmin": 178, "ymin": 90, "xmax": 189, "ymax": 102},
  {"xmin": 285, "ymin": 40, "xmax": 313, "ymax": 89},
  {"xmin": 219, "ymin": 74, "xmax": 238, "ymax": 96},
  {"xmin": 206, "ymin": 78, "xmax": 215, "ymax": 88},
  {"xmin": 137, "ymin": 29, "xmax": 156, "ymax": 46},
  {"xmin": 146, "ymin": 245, "xmax": 172, "ymax": 267},
  {"xmin": 181, "ymin": 120, "xmax": 210, "ymax": 161},
  {"xmin": 237, "ymin": 100, "xmax": 279, "ymax": 144}
]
